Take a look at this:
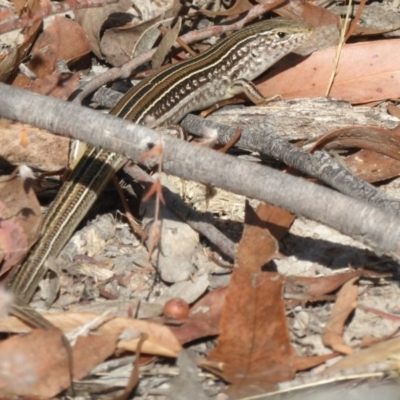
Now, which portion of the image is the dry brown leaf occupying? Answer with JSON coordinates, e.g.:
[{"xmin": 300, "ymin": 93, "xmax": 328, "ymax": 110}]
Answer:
[
  {"xmin": 311, "ymin": 126, "xmax": 400, "ymax": 161},
  {"xmin": 34, "ymin": 73, "xmax": 81, "ymax": 99},
  {"xmin": 170, "ymin": 287, "xmax": 226, "ymax": 344},
  {"xmin": 254, "ymin": 202, "xmax": 295, "ymax": 241},
  {"xmin": 322, "ymin": 277, "xmax": 359, "ymax": 355},
  {"xmin": 13, "ymin": 72, "xmax": 82, "ymax": 99},
  {"xmin": 258, "ymin": 39, "xmax": 400, "ymax": 104},
  {"xmin": 101, "ymin": 15, "xmax": 163, "ymax": 67},
  {"xmin": 285, "ymin": 269, "xmax": 368, "ymax": 300},
  {"xmin": 72, "ymin": 332, "xmax": 120, "ymax": 379},
  {"xmin": 152, "ymin": 17, "xmax": 181, "ymax": 72},
  {"xmin": 24, "ymin": 16, "xmax": 90, "ymax": 77},
  {"xmin": 276, "ymin": 1, "xmax": 339, "ymax": 27},
  {"xmin": 74, "ymin": 0, "xmax": 132, "ymax": 60},
  {"xmin": 0, "ymin": 0, "xmax": 41, "ymax": 81},
  {"xmin": 310, "ymin": 126, "xmax": 400, "ymax": 183},
  {"xmin": 388, "ymin": 103, "xmax": 400, "ymax": 119},
  {"xmin": 0, "ymin": 329, "xmax": 120, "ymax": 397},
  {"xmin": 0, "ymin": 119, "xmax": 69, "ymax": 171},
  {"xmin": 0, "ymin": 329, "xmax": 70, "ymax": 398},
  {"xmin": 0, "ymin": 312, "xmax": 182, "ymax": 357},
  {"xmin": 206, "ymin": 203, "xmax": 295, "ymax": 398},
  {"xmin": 346, "ymin": 150, "xmax": 400, "ymax": 183},
  {"xmin": 75, "ymin": 0, "xmax": 169, "ymax": 66},
  {"xmin": 11, "ymin": 15, "xmax": 88, "ymax": 97},
  {"xmin": 0, "ymin": 177, "xmax": 42, "ymax": 276}
]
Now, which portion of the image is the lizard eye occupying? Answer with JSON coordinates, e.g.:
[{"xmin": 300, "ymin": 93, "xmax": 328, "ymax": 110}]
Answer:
[{"xmin": 276, "ymin": 31, "xmax": 286, "ymax": 38}]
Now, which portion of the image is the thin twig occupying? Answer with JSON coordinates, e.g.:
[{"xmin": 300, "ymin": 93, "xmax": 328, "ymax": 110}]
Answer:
[
  {"xmin": 111, "ymin": 175, "xmax": 145, "ymax": 238},
  {"xmin": 325, "ymin": 0, "xmax": 352, "ymax": 96},
  {"xmin": 344, "ymin": 0, "xmax": 367, "ymax": 42},
  {"xmin": 123, "ymin": 163, "xmax": 236, "ymax": 260}
]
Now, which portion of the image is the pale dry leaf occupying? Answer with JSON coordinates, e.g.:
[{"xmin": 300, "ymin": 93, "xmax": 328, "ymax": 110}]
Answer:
[
  {"xmin": 101, "ymin": 14, "xmax": 163, "ymax": 67},
  {"xmin": 0, "ymin": 312, "xmax": 182, "ymax": 357},
  {"xmin": 0, "ymin": 329, "xmax": 70, "ymax": 398},
  {"xmin": 259, "ymin": 39, "xmax": 400, "ymax": 104},
  {"xmin": 322, "ymin": 277, "xmax": 359, "ymax": 355},
  {"xmin": 74, "ymin": 0, "xmax": 132, "ymax": 60},
  {"xmin": 152, "ymin": 17, "xmax": 181, "ymax": 72}
]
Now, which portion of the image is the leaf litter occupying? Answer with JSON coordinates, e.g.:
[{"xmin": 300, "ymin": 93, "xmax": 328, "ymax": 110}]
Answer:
[{"xmin": 2, "ymin": 0, "xmax": 400, "ymax": 398}]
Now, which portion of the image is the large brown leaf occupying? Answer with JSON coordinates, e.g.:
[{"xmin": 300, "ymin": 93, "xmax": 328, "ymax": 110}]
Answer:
[{"xmin": 206, "ymin": 203, "xmax": 295, "ymax": 398}]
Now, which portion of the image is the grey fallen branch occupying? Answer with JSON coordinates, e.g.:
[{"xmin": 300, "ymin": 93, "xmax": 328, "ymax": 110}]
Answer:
[
  {"xmin": 1, "ymin": 83, "xmax": 400, "ymax": 261},
  {"xmin": 99, "ymin": 93, "xmax": 400, "ymax": 216},
  {"xmin": 181, "ymin": 105, "xmax": 400, "ymax": 217}
]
